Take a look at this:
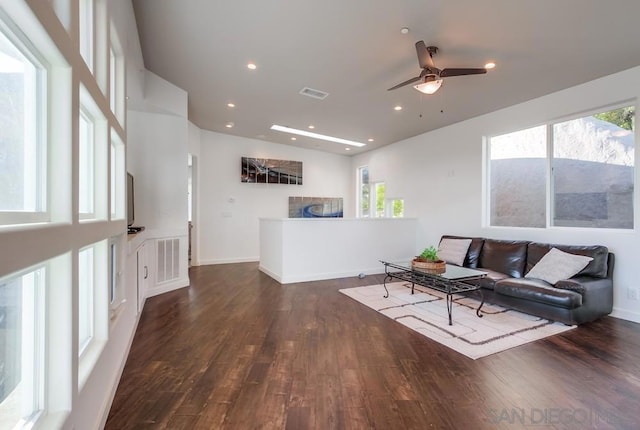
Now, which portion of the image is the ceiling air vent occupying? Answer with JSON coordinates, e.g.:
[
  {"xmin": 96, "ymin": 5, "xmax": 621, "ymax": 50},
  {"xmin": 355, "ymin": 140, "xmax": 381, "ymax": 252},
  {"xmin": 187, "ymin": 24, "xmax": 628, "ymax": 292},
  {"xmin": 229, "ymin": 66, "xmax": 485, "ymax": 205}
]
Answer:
[{"xmin": 299, "ymin": 87, "xmax": 329, "ymax": 100}]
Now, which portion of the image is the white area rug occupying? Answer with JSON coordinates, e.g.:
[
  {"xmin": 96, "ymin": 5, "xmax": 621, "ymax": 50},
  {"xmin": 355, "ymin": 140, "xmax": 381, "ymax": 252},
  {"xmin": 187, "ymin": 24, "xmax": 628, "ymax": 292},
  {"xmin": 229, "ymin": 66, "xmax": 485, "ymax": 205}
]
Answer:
[{"xmin": 340, "ymin": 282, "xmax": 575, "ymax": 360}]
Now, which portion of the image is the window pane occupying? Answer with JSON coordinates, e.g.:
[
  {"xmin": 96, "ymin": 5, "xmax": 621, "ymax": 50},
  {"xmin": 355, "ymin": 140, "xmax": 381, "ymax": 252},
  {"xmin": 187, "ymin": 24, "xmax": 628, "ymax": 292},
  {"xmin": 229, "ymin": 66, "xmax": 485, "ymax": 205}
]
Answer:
[
  {"xmin": 110, "ymin": 133, "xmax": 125, "ymax": 220},
  {"xmin": 79, "ymin": 110, "xmax": 94, "ymax": 216},
  {"xmin": 110, "ymin": 242, "xmax": 117, "ymax": 304},
  {"xmin": 392, "ymin": 199, "xmax": 404, "ymax": 218},
  {"xmin": 359, "ymin": 167, "xmax": 369, "ymax": 217},
  {"xmin": 374, "ymin": 182, "xmax": 385, "ymax": 217},
  {"xmin": 0, "ymin": 268, "xmax": 44, "ymax": 428},
  {"xmin": 489, "ymin": 126, "xmax": 547, "ymax": 227},
  {"xmin": 552, "ymin": 107, "xmax": 635, "ymax": 228},
  {"xmin": 78, "ymin": 247, "xmax": 94, "ymax": 355},
  {"xmin": 109, "ymin": 46, "xmax": 116, "ymax": 112},
  {"xmin": 0, "ymin": 30, "xmax": 44, "ymax": 214},
  {"xmin": 79, "ymin": 0, "xmax": 93, "ymax": 71}
]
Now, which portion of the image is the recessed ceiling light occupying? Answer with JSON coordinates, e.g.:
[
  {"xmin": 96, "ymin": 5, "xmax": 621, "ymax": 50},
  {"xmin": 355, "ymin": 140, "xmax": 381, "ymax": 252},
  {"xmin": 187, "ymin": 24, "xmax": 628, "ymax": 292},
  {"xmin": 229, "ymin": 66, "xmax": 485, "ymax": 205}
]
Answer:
[
  {"xmin": 227, "ymin": 103, "xmax": 235, "ymax": 108},
  {"xmin": 308, "ymin": 125, "xmax": 315, "ymax": 129},
  {"xmin": 270, "ymin": 125, "xmax": 366, "ymax": 147},
  {"xmin": 345, "ymin": 147, "xmax": 351, "ymax": 151},
  {"xmin": 368, "ymin": 138, "xmax": 374, "ymax": 142},
  {"xmin": 394, "ymin": 105, "xmax": 403, "ymax": 111},
  {"xmin": 291, "ymin": 137, "xmax": 297, "ymax": 141},
  {"xmin": 225, "ymin": 122, "xmax": 234, "ymax": 128},
  {"xmin": 485, "ymin": 62, "xmax": 496, "ymax": 69},
  {"xmin": 400, "ymin": 27, "xmax": 410, "ymax": 34},
  {"xmin": 247, "ymin": 63, "xmax": 257, "ymax": 70}
]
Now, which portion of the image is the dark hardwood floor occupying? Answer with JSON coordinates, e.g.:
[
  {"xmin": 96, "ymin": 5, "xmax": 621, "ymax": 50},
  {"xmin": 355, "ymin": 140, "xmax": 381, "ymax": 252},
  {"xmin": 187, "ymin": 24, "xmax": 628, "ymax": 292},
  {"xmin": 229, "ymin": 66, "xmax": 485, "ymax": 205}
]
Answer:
[{"xmin": 105, "ymin": 263, "xmax": 640, "ymax": 429}]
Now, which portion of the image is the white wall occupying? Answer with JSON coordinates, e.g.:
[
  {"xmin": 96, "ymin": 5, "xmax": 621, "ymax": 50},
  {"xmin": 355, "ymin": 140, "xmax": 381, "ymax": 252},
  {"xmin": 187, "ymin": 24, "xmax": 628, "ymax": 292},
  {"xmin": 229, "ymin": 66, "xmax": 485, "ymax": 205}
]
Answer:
[
  {"xmin": 128, "ymin": 110, "xmax": 188, "ymax": 235},
  {"xmin": 260, "ymin": 218, "xmax": 418, "ymax": 283},
  {"xmin": 352, "ymin": 66, "xmax": 640, "ymax": 323},
  {"xmin": 198, "ymin": 131, "xmax": 352, "ymax": 264}
]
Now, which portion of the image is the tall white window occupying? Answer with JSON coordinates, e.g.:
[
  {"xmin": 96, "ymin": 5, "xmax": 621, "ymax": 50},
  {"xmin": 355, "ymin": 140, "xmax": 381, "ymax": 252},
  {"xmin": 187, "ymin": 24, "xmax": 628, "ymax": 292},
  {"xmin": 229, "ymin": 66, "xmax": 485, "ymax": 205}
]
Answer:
[
  {"xmin": 79, "ymin": 108, "xmax": 95, "ymax": 218},
  {"xmin": 0, "ymin": 266, "xmax": 45, "ymax": 429},
  {"xmin": 0, "ymin": 24, "xmax": 47, "ymax": 225},
  {"xmin": 487, "ymin": 106, "xmax": 635, "ymax": 229},
  {"xmin": 78, "ymin": 241, "xmax": 107, "ymax": 389},
  {"xmin": 110, "ymin": 130, "xmax": 125, "ymax": 220},
  {"xmin": 357, "ymin": 166, "xmax": 369, "ymax": 217},
  {"xmin": 79, "ymin": 86, "xmax": 107, "ymax": 221},
  {"xmin": 108, "ymin": 236, "xmax": 125, "ymax": 313},
  {"xmin": 109, "ymin": 45, "xmax": 115, "ymax": 112},
  {"xmin": 78, "ymin": 246, "xmax": 94, "ymax": 354},
  {"xmin": 109, "ymin": 28, "xmax": 124, "ymax": 123},
  {"xmin": 79, "ymin": 0, "xmax": 94, "ymax": 72},
  {"xmin": 372, "ymin": 182, "xmax": 386, "ymax": 218},
  {"xmin": 109, "ymin": 241, "xmax": 117, "ymax": 304}
]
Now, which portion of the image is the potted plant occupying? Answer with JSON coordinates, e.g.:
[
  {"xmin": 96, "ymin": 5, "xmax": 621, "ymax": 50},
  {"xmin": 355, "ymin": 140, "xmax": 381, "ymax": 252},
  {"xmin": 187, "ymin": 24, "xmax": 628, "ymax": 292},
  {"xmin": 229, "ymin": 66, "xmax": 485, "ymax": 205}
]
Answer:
[{"xmin": 412, "ymin": 246, "xmax": 446, "ymax": 272}]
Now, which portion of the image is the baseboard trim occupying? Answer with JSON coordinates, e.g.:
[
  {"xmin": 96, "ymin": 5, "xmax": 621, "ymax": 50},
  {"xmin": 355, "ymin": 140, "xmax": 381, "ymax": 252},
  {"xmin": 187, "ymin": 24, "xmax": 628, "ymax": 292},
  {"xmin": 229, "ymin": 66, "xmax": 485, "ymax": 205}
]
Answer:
[
  {"xmin": 146, "ymin": 277, "xmax": 189, "ymax": 298},
  {"xmin": 260, "ymin": 266, "xmax": 386, "ymax": 284},
  {"xmin": 198, "ymin": 257, "xmax": 259, "ymax": 265},
  {"xmin": 610, "ymin": 307, "xmax": 640, "ymax": 324}
]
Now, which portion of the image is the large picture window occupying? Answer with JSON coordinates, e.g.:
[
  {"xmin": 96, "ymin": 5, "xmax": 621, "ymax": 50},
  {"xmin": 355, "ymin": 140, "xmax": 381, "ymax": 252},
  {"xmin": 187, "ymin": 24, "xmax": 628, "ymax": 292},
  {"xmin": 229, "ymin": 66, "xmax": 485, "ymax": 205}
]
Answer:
[
  {"xmin": 0, "ymin": 266, "xmax": 45, "ymax": 429},
  {"xmin": 488, "ymin": 105, "xmax": 635, "ymax": 229},
  {"xmin": 0, "ymin": 24, "xmax": 47, "ymax": 225}
]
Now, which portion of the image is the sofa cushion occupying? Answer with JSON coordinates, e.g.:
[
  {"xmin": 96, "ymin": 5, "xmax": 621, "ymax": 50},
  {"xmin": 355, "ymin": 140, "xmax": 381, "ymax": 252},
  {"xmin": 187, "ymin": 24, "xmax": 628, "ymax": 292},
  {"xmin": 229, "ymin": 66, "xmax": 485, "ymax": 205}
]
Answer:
[
  {"xmin": 524, "ymin": 248, "xmax": 593, "ymax": 285},
  {"xmin": 441, "ymin": 235, "xmax": 484, "ymax": 268},
  {"xmin": 495, "ymin": 278, "xmax": 583, "ymax": 309},
  {"xmin": 478, "ymin": 239, "xmax": 528, "ymax": 278},
  {"xmin": 526, "ymin": 242, "xmax": 609, "ymax": 279},
  {"xmin": 438, "ymin": 238, "xmax": 472, "ymax": 266},
  {"xmin": 467, "ymin": 268, "xmax": 510, "ymax": 290},
  {"xmin": 554, "ymin": 278, "xmax": 586, "ymax": 295}
]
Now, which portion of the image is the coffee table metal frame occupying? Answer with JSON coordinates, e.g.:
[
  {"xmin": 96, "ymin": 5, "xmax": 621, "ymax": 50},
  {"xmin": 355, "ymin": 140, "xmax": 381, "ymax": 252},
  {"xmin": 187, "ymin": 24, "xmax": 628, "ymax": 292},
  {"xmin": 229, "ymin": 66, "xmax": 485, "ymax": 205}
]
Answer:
[{"xmin": 380, "ymin": 260, "xmax": 487, "ymax": 326}]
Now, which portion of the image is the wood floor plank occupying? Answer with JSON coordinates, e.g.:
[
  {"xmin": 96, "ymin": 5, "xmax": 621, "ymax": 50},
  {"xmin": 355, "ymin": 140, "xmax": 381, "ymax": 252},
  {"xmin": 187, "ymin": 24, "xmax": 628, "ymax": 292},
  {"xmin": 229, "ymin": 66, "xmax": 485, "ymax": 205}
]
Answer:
[{"xmin": 105, "ymin": 263, "xmax": 640, "ymax": 429}]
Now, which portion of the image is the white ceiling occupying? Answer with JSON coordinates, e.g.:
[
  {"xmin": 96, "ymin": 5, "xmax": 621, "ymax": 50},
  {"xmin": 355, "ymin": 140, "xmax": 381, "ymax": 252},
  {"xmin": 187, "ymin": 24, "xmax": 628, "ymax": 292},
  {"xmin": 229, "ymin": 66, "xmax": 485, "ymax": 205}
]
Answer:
[{"xmin": 131, "ymin": 0, "xmax": 640, "ymax": 155}]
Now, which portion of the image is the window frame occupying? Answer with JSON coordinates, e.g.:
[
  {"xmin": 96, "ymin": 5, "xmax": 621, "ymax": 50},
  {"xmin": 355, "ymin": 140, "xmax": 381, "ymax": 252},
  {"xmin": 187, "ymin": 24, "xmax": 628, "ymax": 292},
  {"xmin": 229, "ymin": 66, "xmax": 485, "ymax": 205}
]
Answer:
[
  {"xmin": 79, "ymin": 0, "xmax": 94, "ymax": 73},
  {"xmin": 0, "ymin": 264, "xmax": 47, "ymax": 428},
  {"xmin": 356, "ymin": 165, "xmax": 369, "ymax": 218},
  {"xmin": 371, "ymin": 181, "xmax": 386, "ymax": 218},
  {"xmin": 110, "ymin": 129, "xmax": 125, "ymax": 220},
  {"xmin": 0, "ymin": 16, "xmax": 48, "ymax": 226},
  {"xmin": 109, "ymin": 23, "xmax": 125, "ymax": 124},
  {"xmin": 78, "ymin": 240, "xmax": 108, "ymax": 390},
  {"xmin": 78, "ymin": 107, "xmax": 96, "ymax": 219},
  {"xmin": 485, "ymin": 102, "xmax": 636, "ymax": 230},
  {"xmin": 79, "ymin": 85, "xmax": 108, "ymax": 222}
]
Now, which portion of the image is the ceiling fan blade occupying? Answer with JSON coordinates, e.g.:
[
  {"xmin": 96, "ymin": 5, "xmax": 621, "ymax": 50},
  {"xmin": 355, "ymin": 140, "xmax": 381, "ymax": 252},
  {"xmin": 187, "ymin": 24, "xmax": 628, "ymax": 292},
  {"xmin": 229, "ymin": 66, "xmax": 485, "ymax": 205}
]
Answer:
[
  {"xmin": 440, "ymin": 68, "xmax": 487, "ymax": 77},
  {"xmin": 415, "ymin": 41, "xmax": 434, "ymax": 69},
  {"xmin": 387, "ymin": 75, "xmax": 422, "ymax": 91}
]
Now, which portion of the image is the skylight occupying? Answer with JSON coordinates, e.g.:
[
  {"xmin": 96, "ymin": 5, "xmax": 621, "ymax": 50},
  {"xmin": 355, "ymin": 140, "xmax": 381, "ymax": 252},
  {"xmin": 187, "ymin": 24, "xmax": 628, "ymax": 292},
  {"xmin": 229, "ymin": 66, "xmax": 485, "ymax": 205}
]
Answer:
[{"xmin": 270, "ymin": 125, "xmax": 366, "ymax": 147}]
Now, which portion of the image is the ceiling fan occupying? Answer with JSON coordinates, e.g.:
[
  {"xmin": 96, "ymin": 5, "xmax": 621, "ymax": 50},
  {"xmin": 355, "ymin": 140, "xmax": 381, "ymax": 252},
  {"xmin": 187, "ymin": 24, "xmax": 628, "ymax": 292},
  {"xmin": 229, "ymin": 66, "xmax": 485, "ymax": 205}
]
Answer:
[{"xmin": 388, "ymin": 41, "xmax": 487, "ymax": 94}]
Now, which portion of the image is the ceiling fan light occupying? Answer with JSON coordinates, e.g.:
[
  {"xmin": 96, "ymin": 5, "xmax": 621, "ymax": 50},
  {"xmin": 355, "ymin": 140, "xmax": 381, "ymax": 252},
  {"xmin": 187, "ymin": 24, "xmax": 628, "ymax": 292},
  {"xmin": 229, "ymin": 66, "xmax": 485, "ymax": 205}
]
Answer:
[{"xmin": 414, "ymin": 79, "xmax": 443, "ymax": 94}]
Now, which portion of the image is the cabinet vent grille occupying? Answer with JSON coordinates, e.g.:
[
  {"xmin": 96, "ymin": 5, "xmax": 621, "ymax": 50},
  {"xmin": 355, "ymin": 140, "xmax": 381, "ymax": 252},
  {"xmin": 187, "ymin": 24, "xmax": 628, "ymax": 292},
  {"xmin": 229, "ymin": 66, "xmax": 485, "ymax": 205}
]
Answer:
[{"xmin": 157, "ymin": 238, "xmax": 180, "ymax": 283}]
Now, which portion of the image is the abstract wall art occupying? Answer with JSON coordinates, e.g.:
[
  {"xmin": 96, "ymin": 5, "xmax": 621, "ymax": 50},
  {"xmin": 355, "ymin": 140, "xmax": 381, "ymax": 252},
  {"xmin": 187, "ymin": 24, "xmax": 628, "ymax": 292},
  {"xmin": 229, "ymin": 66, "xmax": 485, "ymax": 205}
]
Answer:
[
  {"xmin": 241, "ymin": 157, "xmax": 303, "ymax": 184},
  {"xmin": 288, "ymin": 196, "xmax": 343, "ymax": 218}
]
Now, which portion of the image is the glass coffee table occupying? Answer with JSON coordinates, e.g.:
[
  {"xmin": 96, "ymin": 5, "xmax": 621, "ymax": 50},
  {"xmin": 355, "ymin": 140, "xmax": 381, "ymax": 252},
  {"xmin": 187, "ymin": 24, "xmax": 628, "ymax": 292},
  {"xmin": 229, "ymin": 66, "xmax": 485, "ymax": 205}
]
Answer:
[{"xmin": 380, "ymin": 260, "xmax": 487, "ymax": 325}]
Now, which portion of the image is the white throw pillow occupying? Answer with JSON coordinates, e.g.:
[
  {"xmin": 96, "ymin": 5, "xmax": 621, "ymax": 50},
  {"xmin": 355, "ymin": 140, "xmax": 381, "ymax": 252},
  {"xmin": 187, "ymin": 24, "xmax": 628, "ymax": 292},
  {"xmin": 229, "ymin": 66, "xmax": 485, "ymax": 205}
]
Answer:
[
  {"xmin": 437, "ymin": 238, "xmax": 472, "ymax": 266},
  {"xmin": 525, "ymin": 248, "xmax": 593, "ymax": 285}
]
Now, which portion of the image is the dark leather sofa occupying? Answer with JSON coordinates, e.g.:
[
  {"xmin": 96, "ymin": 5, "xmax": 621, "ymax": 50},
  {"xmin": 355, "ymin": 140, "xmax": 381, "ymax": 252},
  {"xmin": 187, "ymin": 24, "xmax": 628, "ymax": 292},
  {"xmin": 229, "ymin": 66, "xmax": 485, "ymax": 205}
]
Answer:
[{"xmin": 442, "ymin": 235, "xmax": 614, "ymax": 325}]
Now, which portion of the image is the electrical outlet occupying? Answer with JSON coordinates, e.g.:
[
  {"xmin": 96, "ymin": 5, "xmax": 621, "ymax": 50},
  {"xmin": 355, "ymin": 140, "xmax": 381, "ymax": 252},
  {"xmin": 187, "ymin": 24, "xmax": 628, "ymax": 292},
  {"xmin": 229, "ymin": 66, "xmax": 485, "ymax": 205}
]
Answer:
[{"xmin": 628, "ymin": 287, "xmax": 639, "ymax": 301}]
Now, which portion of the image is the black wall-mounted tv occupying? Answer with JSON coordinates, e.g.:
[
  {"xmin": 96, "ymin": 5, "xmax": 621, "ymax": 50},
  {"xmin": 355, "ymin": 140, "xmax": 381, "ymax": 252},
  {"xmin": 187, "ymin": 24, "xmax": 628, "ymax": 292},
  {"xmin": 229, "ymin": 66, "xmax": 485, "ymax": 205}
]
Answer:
[{"xmin": 127, "ymin": 172, "xmax": 135, "ymax": 227}]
